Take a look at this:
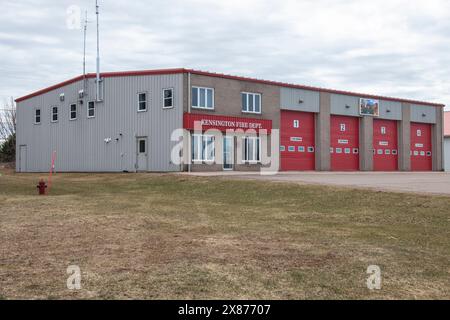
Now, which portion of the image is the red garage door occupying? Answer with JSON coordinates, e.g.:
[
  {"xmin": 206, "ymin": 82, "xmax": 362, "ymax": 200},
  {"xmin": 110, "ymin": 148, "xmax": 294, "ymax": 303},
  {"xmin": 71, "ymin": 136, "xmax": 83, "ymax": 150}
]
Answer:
[
  {"xmin": 281, "ymin": 111, "xmax": 315, "ymax": 171},
  {"xmin": 411, "ymin": 122, "xmax": 432, "ymax": 171},
  {"xmin": 373, "ymin": 119, "xmax": 398, "ymax": 171},
  {"xmin": 331, "ymin": 115, "xmax": 359, "ymax": 171}
]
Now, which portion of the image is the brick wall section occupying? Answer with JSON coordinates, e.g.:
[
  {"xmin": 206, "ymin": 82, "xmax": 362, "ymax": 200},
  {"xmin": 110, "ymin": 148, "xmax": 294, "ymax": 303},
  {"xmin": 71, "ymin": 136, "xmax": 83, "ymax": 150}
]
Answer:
[
  {"xmin": 399, "ymin": 103, "xmax": 411, "ymax": 171},
  {"xmin": 185, "ymin": 73, "xmax": 281, "ymax": 129},
  {"xmin": 184, "ymin": 73, "xmax": 280, "ymax": 172}
]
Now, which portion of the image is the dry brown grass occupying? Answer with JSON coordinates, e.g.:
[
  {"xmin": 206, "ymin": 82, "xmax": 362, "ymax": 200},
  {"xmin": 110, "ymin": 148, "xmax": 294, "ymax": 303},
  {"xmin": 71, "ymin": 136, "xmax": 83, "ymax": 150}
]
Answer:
[{"xmin": 0, "ymin": 168, "xmax": 449, "ymax": 300}]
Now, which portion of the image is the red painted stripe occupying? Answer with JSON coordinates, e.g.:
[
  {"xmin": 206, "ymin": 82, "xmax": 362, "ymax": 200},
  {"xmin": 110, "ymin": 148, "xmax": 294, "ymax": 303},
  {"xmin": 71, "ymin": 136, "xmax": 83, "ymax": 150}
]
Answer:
[
  {"xmin": 183, "ymin": 113, "xmax": 272, "ymax": 134},
  {"xmin": 15, "ymin": 67, "xmax": 445, "ymax": 107}
]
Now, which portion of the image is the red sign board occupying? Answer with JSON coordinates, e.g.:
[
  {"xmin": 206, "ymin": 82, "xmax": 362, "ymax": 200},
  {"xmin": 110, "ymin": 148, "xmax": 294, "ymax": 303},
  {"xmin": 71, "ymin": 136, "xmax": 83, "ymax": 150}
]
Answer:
[{"xmin": 183, "ymin": 113, "xmax": 272, "ymax": 133}]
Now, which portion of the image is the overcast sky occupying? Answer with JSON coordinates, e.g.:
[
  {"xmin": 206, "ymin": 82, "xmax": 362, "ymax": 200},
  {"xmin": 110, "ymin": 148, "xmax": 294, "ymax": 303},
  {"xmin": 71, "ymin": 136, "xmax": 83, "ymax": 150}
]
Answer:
[{"xmin": 1, "ymin": 0, "xmax": 449, "ymax": 108}]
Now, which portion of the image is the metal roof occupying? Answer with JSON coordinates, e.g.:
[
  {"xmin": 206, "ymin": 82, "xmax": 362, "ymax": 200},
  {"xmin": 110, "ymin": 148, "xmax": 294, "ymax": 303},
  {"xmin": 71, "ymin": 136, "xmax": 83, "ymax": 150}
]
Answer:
[{"xmin": 15, "ymin": 68, "xmax": 445, "ymax": 107}]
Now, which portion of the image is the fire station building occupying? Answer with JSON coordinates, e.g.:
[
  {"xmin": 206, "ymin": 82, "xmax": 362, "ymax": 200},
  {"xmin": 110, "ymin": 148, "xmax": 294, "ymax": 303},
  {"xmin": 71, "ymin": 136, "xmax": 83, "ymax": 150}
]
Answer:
[{"xmin": 15, "ymin": 68, "xmax": 445, "ymax": 173}]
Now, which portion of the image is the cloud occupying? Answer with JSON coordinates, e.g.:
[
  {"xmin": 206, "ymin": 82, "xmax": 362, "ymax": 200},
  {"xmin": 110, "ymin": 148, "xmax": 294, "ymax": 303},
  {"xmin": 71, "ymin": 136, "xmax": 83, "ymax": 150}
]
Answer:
[{"xmin": 1, "ymin": 0, "xmax": 449, "ymax": 109}]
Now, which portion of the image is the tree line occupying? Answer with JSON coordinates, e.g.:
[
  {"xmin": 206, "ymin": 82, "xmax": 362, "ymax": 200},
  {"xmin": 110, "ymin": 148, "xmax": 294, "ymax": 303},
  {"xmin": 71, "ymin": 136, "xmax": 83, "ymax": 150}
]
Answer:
[{"xmin": 0, "ymin": 97, "xmax": 16, "ymax": 163}]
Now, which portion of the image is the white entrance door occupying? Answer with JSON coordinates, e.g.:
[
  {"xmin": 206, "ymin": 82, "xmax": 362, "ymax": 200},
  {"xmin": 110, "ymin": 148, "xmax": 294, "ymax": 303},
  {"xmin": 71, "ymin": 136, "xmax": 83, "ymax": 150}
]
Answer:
[
  {"xmin": 223, "ymin": 136, "xmax": 234, "ymax": 171},
  {"xmin": 136, "ymin": 137, "xmax": 148, "ymax": 171},
  {"xmin": 19, "ymin": 145, "xmax": 27, "ymax": 172}
]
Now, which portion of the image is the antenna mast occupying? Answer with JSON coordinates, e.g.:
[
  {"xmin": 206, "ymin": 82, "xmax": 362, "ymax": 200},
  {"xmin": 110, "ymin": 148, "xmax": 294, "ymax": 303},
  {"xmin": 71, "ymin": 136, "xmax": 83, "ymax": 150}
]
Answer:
[
  {"xmin": 95, "ymin": 0, "xmax": 101, "ymax": 101},
  {"xmin": 83, "ymin": 10, "xmax": 88, "ymax": 90}
]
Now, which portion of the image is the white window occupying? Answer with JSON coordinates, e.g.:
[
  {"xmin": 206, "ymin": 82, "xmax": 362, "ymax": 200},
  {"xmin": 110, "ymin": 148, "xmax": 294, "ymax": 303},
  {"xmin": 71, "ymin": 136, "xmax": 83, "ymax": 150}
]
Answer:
[
  {"xmin": 280, "ymin": 146, "xmax": 286, "ymax": 152},
  {"xmin": 163, "ymin": 88, "xmax": 174, "ymax": 109},
  {"xmin": 417, "ymin": 130, "xmax": 422, "ymax": 137},
  {"xmin": 192, "ymin": 135, "xmax": 215, "ymax": 162},
  {"xmin": 192, "ymin": 87, "xmax": 214, "ymax": 109},
  {"xmin": 288, "ymin": 146, "xmax": 295, "ymax": 152},
  {"xmin": 241, "ymin": 92, "xmax": 261, "ymax": 114},
  {"xmin": 381, "ymin": 127, "xmax": 386, "ymax": 135},
  {"xmin": 87, "ymin": 101, "xmax": 95, "ymax": 118},
  {"xmin": 293, "ymin": 120, "xmax": 300, "ymax": 128},
  {"xmin": 34, "ymin": 109, "xmax": 41, "ymax": 124},
  {"xmin": 308, "ymin": 146, "xmax": 315, "ymax": 153},
  {"xmin": 340, "ymin": 124, "xmax": 346, "ymax": 132},
  {"xmin": 70, "ymin": 104, "xmax": 77, "ymax": 120},
  {"xmin": 51, "ymin": 106, "xmax": 58, "ymax": 122},
  {"xmin": 299, "ymin": 146, "xmax": 306, "ymax": 153},
  {"xmin": 243, "ymin": 137, "xmax": 261, "ymax": 163},
  {"xmin": 138, "ymin": 92, "xmax": 147, "ymax": 112}
]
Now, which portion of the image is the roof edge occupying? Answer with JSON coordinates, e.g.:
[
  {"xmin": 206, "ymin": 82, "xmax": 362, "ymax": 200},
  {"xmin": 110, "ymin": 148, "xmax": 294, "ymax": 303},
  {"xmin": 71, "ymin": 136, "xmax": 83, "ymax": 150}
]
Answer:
[
  {"xmin": 15, "ymin": 67, "xmax": 445, "ymax": 107},
  {"xmin": 15, "ymin": 68, "xmax": 186, "ymax": 103}
]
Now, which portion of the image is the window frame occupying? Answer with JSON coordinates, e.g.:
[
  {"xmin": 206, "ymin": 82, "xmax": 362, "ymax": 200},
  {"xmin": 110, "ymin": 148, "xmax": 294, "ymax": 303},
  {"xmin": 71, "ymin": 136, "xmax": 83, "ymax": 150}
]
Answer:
[
  {"xmin": 242, "ymin": 136, "xmax": 261, "ymax": 164},
  {"xmin": 69, "ymin": 103, "xmax": 77, "ymax": 121},
  {"xmin": 192, "ymin": 134, "xmax": 215, "ymax": 162},
  {"xmin": 191, "ymin": 86, "xmax": 215, "ymax": 110},
  {"xmin": 34, "ymin": 108, "xmax": 41, "ymax": 125},
  {"xmin": 241, "ymin": 92, "xmax": 262, "ymax": 114},
  {"xmin": 163, "ymin": 88, "xmax": 174, "ymax": 109},
  {"xmin": 87, "ymin": 101, "xmax": 95, "ymax": 119},
  {"xmin": 138, "ymin": 139, "xmax": 146, "ymax": 154},
  {"xmin": 51, "ymin": 106, "xmax": 58, "ymax": 123},
  {"xmin": 137, "ymin": 92, "xmax": 148, "ymax": 112}
]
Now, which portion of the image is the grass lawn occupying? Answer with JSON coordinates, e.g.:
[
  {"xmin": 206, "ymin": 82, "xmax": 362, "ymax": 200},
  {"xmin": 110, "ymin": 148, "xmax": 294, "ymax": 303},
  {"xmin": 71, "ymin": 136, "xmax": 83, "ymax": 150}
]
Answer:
[{"xmin": 0, "ymin": 167, "xmax": 449, "ymax": 300}]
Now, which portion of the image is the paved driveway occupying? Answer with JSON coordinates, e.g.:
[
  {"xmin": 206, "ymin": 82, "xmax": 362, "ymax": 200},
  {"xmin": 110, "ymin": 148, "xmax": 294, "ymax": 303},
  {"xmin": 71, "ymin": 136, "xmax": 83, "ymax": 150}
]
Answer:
[{"xmin": 183, "ymin": 172, "xmax": 450, "ymax": 196}]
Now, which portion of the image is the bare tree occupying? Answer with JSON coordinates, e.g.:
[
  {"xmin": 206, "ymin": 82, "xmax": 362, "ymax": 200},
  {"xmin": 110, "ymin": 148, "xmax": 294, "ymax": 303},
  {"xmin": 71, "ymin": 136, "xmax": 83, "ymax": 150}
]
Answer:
[{"xmin": 0, "ymin": 97, "xmax": 16, "ymax": 141}]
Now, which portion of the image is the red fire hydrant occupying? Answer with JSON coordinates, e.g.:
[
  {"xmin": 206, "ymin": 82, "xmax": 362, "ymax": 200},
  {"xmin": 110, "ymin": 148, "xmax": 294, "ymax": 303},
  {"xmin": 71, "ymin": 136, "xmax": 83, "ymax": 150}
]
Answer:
[{"xmin": 37, "ymin": 179, "xmax": 47, "ymax": 195}]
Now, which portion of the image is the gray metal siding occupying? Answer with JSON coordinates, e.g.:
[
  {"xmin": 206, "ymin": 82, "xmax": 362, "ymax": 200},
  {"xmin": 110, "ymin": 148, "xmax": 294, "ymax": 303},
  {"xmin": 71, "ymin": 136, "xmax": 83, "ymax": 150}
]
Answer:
[
  {"xmin": 330, "ymin": 94, "xmax": 360, "ymax": 117},
  {"xmin": 410, "ymin": 104, "xmax": 437, "ymax": 124},
  {"xmin": 280, "ymin": 87, "xmax": 320, "ymax": 113},
  {"xmin": 16, "ymin": 74, "xmax": 183, "ymax": 172},
  {"xmin": 378, "ymin": 100, "xmax": 402, "ymax": 120},
  {"xmin": 445, "ymin": 137, "xmax": 450, "ymax": 172}
]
